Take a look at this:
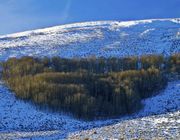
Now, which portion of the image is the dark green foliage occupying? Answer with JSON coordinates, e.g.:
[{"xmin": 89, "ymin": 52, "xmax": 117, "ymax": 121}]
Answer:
[
  {"xmin": 140, "ymin": 55, "xmax": 164, "ymax": 69},
  {"xmin": 2, "ymin": 54, "xmax": 178, "ymax": 120},
  {"xmin": 166, "ymin": 54, "xmax": 180, "ymax": 74}
]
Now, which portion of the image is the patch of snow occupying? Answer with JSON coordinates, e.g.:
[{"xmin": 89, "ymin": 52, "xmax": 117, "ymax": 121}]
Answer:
[
  {"xmin": 140, "ymin": 28, "xmax": 155, "ymax": 36},
  {"xmin": 137, "ymin": 81, "xmax": 180, "ymax": 116},
  {"xmin": 176, "ymin": 30, "xmax": 180, "ymax": 38},
  {"xmin": 119, "ymin": 32, "xmax": 129, "ymax": 37},
  {"xmin": 170, "ymin": 18, "xmax": 180, "ymax": 24}
]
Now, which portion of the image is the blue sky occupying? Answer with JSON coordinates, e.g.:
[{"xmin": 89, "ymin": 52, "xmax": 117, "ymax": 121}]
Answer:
[{"xmin": 0, "ymin": 0, "xmax": 180, "ymax": 35}]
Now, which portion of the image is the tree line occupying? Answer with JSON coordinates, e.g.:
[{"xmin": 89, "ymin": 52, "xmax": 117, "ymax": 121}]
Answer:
[{"xmin": 1, "ymin": 54, "xmax": 179, "ymax": 119}]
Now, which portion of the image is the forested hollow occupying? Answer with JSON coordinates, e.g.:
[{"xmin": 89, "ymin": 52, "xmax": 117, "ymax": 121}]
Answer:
[{"xmin": 1, "ymin": 54, "xmax": 179, "ymax": 120}]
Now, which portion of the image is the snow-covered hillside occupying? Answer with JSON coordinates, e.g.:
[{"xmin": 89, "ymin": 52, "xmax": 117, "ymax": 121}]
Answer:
[
  {"xmin": 0, "ymin": 18, "xmax": 180, "ymax": 60},
  {"xmin": 0, "ymin": 19, "xmax": 180, "ymax": 139}
]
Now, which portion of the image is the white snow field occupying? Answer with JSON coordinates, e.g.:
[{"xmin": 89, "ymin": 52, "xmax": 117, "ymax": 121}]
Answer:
[
  {"xmin": 0, "ymin": 18, "xmax": 180, "ymax": 61},
  {"xmin": 0, "ymin": 19, "xmax": 180, "ymax": 139}
]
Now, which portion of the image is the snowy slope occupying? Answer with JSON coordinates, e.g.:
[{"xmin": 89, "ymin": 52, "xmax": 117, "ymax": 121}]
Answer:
[
  {"xmin": 0, "ymin": 19, "xmax": 180, "ymax": 139},
  {"xmin": 0, "ymin": 18, "xmax": 180, "ymax": 60},
  {"xmin": 68, "ymin": 111, "xmax": 180, "ymax": 140}
]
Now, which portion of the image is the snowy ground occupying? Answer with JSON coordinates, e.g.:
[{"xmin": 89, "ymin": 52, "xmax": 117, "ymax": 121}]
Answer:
[
  {"xmin": 0, "ymin": 80, "xmax": 179, "ymax": 139},
  {"xmin": 68, "ymin": 111, "xmax": 180, "ymax": 140},
  {"xmin": 0, "ymin": 19, "xmax": 180, "ymax": 61}
]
